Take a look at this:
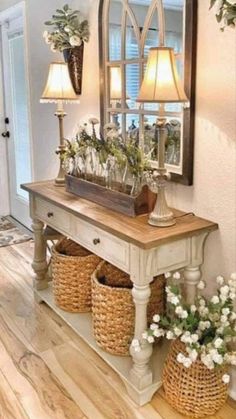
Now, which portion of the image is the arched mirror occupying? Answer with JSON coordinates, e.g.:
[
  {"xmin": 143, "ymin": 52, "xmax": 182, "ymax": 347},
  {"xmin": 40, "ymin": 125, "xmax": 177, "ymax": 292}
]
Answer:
[{"xmin": 99, "ymin": 0, "xmax": 197, "ymax": 185}]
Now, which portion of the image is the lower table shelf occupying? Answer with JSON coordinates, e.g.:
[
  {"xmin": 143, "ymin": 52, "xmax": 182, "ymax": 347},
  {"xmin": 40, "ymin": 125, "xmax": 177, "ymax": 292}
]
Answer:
[{"xmin": 35, "ymin": 284, "xmax": 169, "ymax": 405}]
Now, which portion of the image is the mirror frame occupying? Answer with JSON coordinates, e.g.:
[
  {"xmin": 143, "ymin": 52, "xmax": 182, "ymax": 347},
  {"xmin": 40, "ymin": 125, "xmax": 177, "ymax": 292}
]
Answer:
[{"xmin": 98, "ymin": 0, "xmax": 197, "ymax": 185}]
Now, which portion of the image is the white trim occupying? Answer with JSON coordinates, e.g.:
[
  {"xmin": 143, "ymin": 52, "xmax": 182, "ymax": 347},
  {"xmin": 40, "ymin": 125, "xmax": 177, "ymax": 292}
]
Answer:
[{"xmin": 0, "ymin": 1, "xmax": 33, "ymax": 226}]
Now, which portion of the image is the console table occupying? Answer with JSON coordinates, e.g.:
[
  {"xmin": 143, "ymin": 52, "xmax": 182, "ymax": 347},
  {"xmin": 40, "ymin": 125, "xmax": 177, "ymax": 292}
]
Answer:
[{"xmin": 22, "ymin": 180, "xmax": 218, "ymax": 406}]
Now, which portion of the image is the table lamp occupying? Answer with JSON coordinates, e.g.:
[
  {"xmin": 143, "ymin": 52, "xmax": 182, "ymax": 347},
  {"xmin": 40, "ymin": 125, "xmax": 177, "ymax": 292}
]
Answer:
[
  {"xmin": 137, "ymin": 47, "xmax": 188, "ymax": 227},
  {"xmin": 40, "ymin": 61, "xmax": 80, "ymax": 186}
]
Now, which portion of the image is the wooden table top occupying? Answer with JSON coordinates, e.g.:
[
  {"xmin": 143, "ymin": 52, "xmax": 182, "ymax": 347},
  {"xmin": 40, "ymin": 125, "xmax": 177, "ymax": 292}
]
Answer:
[{"xmin": 22, "ymin": 181, "xmax": 218, "ymax": 249}]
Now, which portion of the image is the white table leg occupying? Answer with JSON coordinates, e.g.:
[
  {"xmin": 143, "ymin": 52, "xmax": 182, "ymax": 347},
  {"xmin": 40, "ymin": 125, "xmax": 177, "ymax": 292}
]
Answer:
[
  {"xmin": 130, "ymin": 283, "xmax": 153, "ymax": 388},
  {"xmin": 184, "ymin": 232, "xmax": 209, "ymax": 304},
  {"xmin": 31, "ymin": 219, "xmax": 48, "ymax": 291},
  {"xmin": 184, "ymin": 265, "xmax": 201, "ymax": 304}
]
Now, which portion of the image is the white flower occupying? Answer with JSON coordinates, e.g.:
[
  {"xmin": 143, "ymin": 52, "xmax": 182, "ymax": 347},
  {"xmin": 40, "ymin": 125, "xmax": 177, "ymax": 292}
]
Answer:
[
  {"xmin": 69, "ymin": 35, "xmax": 82, "ymax": 47},
  {"xmin": 150, "ymin": 323, "xmax": 158, "ymax": 331},
  {"xmin": 221, "ymin": 315, "xmax": 228, "ymax": 324},
  {"xmin": 220, "ymin": 285, "xmax": 230, "ymax": 296},
  {"xmin": 212, "ymin": 352, "xmax": 223, "ymax": 365},
  {"xmin": 147, "ymin": 335, "xmax": 154, "ymax": 343},
  {"xmin": 189, "ymin": 349, "xmax": 198, "ymax": 362},
  {"xmin": 183, "ymin": 358, "xmax": 192, "ymax": 368},
  {"xmin": 132, "ymin": 339, "xmax": 140, "ymax": 347},
  {"xmin": 217, "ymin": 326, "xmax": 224, "ymax": 334},
  {"xmin": 229, "ymin": 292, "xmax": 236, "ymax": 300},
  {"xmin": 199, "ymin": 321, "xmax": 210, "ymax": 331},
  {"xmin": 89, "ymin": 117, "xmax": 99, "ymax": 125},
  {"xmin": 173, "ymin": 272, "xmax": 181, "ymax": 280},
  {"xmin": 190, "ymin": 305, "xmax": 197, "ymax": 313},
  {"xmin": 222, "ymin": 374, "xmax": 230, "ymax": 384},
  {"xmin": 216, "ymin": 275, "xmax": 224, "ymax": 285},
  {"xmin": 142, "ymin": 331, "xmax": 148, "ymax": 339},
  {"xmin": 181, "ymin": 310, "xmax": 188, "ymax": 319},
  {"xmin": 197, "ymin": 280, "xmax": 206, "ymax": 290},
  {"xmin": 191, "ymin": 334, "xmax": 199, "ymax": 343},
  {"xmin": 222, "ymin": 308, "xmax": 230, "ymax": 316},
  {"xmin": 164, "ymin": 272, "xmax": 171, "ymax": 279},
  {"xmin": 153, "ymin": 314, "xmax": 160, "ymax": 323},
  {"xmin": 166, "ymin": 331, "xmax": 174, "ymax": 340},
  {"xmin": 168, "ymin": 295, "xmax": 179, "ymax": 305},
  {"xmin": 177, "ymin": 353, "xmax": 185, "ymax": 363},
  {"xmin": 201, "ymin": 354, "xmax": 214, "ymax": 370},
  {"xmin": 153, "ymin": 328, "xmax": 164, "ymax": 338},
  {"xmin": 174, "ymin": 327, "xmax": 182, "ymax": 337},
  {"xmin": 211, "ymin": 295, "xmax": 220, "ymax": 304},
  {"xmin": 199, "ymin": 299, "xmax": 206, "ymax": 306},
  {"xmin": 230, "ymin": 273, "xmax": 236, "ymax": 280},
  {"xmin": 175, "ymin": 306, "xmax": 183, "ymax": 316},
  {"xmin": 64, "ymin": 26, "xmax": 71, "ymax": 33},
  {"xmin": 181, "ymin": 331, "xmax": 191, "ymax": 343},
  {"xmin": 214, "ymin": 337, "xmax": 223, "ymax": 348}
]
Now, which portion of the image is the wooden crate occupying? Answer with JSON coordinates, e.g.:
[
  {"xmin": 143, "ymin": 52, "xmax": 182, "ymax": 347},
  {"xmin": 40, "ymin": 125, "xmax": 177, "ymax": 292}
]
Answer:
[{"xmin": 65, "ymin": 174, "xmax": 156, "ymax": 217}]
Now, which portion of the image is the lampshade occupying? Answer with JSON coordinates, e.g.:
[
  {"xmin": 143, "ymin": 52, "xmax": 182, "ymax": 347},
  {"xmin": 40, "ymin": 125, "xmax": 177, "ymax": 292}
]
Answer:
[
  {"xmin": 137, "ymin": 47, "xmax": 188, "ymax": 103},
  {"xmin": 110, "ymin": 66, "xmax": 129, "ymax": 100},
  {"xmin": 40, "ymin": 62, "xmax": 80, "ymax": 103}
]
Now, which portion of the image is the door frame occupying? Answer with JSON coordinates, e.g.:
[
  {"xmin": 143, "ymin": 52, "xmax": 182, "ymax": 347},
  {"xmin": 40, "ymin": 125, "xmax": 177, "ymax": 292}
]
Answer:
[{"xmin": 0, "ymin": 0, "xmax": 34, "ymax": 223}]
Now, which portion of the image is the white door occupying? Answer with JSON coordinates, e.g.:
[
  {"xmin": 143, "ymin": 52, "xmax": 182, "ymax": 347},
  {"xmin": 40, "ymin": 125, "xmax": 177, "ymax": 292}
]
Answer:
[{"xmin": 0, "ymin": 4, "xmax": 32, "ymax": 228}]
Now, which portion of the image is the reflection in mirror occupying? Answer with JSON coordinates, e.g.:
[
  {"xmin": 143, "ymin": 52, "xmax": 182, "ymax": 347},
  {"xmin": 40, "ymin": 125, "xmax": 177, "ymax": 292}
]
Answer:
[
  {"xmin": 100, "ymin": 0, "xmax": 197, "ymax": 185},
  {"xmin": 109, "ymin": 0, "xmax": 122, "ymax": 60}
]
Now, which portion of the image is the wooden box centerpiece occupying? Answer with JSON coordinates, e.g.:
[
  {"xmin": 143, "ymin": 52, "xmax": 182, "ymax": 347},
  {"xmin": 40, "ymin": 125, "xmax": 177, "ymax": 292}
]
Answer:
[{"xmin": 65, "ymin": 174, "xmax": 156, "ymax": 217}]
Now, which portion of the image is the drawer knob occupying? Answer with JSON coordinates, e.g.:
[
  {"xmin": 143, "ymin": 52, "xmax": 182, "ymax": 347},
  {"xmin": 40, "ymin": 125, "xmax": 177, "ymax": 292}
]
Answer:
[
  {"xmin": 93, "ymin": 238, "xmax": 100, "ymax": 245},
  {"xmin": 47, "ymin": 212, "xmax": 54, "ymax": 218}
]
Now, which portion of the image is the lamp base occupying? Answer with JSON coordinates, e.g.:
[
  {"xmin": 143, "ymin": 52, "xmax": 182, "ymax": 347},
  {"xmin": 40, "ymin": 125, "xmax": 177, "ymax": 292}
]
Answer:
[
  {"xmin": 148, "ymin": 213, "xmax": 176, "ymax": 227},
  {"xmin": 148, "ymin": 173, "xmax": 176, "ymax": 228},
  {"xmin": 54, "ymin": 144, "xmax": 66, "ymax": 187}
]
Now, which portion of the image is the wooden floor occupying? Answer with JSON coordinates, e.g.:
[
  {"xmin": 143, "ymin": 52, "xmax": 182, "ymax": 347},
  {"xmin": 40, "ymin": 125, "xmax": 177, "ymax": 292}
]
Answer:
[{"xmin": 0, "ymin": 242, "xmax": 235, "ymax": 419}]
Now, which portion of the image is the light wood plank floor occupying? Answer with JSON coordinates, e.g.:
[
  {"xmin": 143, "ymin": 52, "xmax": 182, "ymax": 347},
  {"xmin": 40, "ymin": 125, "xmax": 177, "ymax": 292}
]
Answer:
[{"xmin": 0, "ymin": 241, "xmax": 235, "ymax": 419}]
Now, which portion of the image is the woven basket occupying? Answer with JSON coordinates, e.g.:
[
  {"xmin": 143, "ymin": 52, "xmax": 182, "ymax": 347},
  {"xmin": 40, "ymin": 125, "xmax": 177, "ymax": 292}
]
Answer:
[
  {"xmin": 163, "ymin": 339, "xmax": 228, "ymax": 418},
  {"xmin": 52, "ymin": 238, "xmax": 101, "ymax": 313},
  {"xmin": 91, "ymin": 261, "xmax": 166, "ymax": 356}
]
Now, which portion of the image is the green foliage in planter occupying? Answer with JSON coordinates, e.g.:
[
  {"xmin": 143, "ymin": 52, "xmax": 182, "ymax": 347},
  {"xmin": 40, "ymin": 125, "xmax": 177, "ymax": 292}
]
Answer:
[{"xmin": 43, "ymin": 4, "xmax": 90, "ymax": 52}]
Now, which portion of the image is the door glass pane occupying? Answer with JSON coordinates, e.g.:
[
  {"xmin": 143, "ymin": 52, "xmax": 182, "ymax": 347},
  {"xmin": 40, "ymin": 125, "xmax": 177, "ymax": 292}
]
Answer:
[{"xmin": 8, "ymin": 33, "xmax": 31, "ymax": 200}]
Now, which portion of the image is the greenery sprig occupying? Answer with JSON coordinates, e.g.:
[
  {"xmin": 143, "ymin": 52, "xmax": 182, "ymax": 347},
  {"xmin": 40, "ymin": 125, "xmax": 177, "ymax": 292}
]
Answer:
[{"xmin": 210, "ymin": 0, "xmax": 236, "ymax": 30}]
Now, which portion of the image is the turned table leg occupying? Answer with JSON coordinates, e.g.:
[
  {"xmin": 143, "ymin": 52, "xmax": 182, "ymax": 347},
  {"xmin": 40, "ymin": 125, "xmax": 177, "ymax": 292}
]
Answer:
[
  {"xmin": 31, "ymin": 219, "xmax": 48, "ymax": 291},
  {"xmin": 129, "ymin": 283, "xmax": 153, "ymax": 389},
  {"xmin": 184, "ymin": 265, "xmax": 201, "ymax": 304},
  {"xmin": 184, "ymin": 232, "xmax": 209, "ymax": 304}
]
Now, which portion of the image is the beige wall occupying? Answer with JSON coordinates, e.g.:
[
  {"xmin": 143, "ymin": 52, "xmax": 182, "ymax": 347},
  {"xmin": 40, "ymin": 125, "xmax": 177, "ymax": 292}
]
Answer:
[{"xmin": 0, "ymin": 0, "xmax": 235, "ymax": 284}]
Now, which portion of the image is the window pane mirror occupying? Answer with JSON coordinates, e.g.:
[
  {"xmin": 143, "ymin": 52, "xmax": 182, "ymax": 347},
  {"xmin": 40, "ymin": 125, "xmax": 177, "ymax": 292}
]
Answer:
[{"xmin": 99, "ymin": 0, "xmax": 197, "ymax": 185}]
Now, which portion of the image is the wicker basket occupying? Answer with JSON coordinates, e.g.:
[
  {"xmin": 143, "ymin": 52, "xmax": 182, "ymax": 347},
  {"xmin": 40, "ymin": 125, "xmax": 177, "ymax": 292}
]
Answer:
[
  {"xmin": 52, "ymin": 238, "xmax": 101, "ymax": 312},
  {"xmin": 162, "ymin": 339, "xmax": 228, "ymax": 418},
  {"xmin": 91, "ymin": 261, "xmax": 166, "ymax": 356}
]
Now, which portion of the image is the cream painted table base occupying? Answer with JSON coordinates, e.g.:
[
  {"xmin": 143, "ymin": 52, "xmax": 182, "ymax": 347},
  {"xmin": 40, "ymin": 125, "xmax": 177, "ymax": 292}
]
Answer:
[{"xmin": 22, "ymin": 181, "xmax": 218, "ymax": 406}]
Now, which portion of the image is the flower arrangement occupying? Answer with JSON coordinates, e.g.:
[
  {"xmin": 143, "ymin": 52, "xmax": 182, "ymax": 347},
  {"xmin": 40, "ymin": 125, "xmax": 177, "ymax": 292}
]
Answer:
[
  {"xmin": 62, "ymin": 118, "xmax": 150, "ymax": 196},
  {"xmin": 132, "ymin": 272, "xmax": 236, "ymax": 384},
  {"xmin": 43, "ymin": 4, "xmax": 90, "ymax": 52},
  {"xmin": 210, "ymin": 0, "xmax": 236, "ymax": 30}
]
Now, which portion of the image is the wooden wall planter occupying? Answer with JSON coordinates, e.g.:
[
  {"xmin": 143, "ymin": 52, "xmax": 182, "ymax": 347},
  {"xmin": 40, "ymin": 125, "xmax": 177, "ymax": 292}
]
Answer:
[
  {"xmin": 63, "ymin": 43, "xmax": 84, "ymax": 95},
  {"xmin": 65, "ymin": 175, "xmax": 156, "ymax": 217}
]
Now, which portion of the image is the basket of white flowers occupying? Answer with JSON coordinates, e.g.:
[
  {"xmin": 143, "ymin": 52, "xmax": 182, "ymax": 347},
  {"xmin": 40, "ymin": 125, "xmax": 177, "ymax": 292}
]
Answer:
[{"xmin": 132, "ymin": 272, "xmax": 236, "ymax": 418}]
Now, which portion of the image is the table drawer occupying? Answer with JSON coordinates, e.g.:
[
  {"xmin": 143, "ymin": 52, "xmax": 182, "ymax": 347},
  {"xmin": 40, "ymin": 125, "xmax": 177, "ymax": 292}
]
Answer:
[
  {"xmin": 71, "ymin": 217, "xmax": 130, "ymax": 273},
  {"xmin": 34, "ymin": 197, "xmax": 71, "ymax": 234}
]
